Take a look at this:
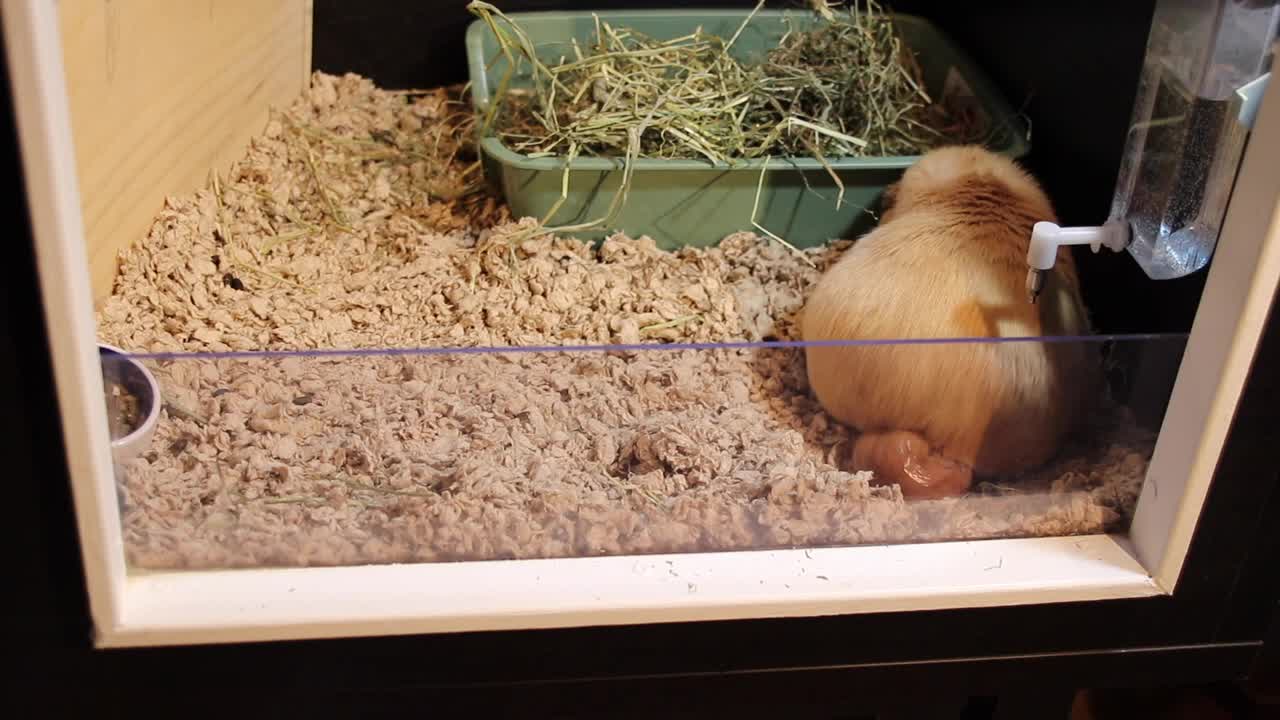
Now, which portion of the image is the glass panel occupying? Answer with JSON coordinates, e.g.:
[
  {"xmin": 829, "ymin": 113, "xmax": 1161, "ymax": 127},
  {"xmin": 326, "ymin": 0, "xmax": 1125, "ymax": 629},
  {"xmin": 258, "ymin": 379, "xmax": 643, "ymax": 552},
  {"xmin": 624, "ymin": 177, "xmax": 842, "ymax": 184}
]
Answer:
[
  {"xmin": 100, "ymin": 335, "xmax": 1186, "ymax": 570},
  {"xmin": 74, "ymin": 14, "xmax": 1195, "ymax": 574}
]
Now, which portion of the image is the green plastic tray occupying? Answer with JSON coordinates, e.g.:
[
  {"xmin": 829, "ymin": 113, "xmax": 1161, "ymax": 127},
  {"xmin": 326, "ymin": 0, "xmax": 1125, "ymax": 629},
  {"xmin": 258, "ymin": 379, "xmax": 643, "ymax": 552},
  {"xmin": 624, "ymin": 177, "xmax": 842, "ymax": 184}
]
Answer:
[{"xmin": 465, "ymin": 8, "xmax": 1029, "ymax": 249}]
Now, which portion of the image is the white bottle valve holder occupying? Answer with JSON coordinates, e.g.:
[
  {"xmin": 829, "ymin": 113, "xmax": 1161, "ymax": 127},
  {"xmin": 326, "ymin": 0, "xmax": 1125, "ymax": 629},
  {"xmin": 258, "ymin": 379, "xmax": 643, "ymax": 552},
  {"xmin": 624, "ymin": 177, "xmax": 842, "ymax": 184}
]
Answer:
[{"xmin": 1025, "ymin": 221, "xmax": 1131, "ymax": 304}]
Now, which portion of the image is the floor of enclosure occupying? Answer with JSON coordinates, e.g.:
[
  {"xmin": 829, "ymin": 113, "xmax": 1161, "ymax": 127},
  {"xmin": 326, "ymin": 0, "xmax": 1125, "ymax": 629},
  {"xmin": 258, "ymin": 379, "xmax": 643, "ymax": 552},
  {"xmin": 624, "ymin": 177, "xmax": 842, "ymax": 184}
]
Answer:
[{"xmin": 95, "ymin": 72, "xmax": 1155, "ymax": 570}]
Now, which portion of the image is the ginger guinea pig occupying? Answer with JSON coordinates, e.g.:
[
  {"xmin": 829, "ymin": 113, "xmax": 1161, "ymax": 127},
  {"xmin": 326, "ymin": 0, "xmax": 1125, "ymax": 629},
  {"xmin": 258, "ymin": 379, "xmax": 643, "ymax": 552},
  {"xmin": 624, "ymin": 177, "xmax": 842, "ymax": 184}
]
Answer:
[{"xmin": 799, "ymin": 145, "xmax": 1100, "ymax": 500}]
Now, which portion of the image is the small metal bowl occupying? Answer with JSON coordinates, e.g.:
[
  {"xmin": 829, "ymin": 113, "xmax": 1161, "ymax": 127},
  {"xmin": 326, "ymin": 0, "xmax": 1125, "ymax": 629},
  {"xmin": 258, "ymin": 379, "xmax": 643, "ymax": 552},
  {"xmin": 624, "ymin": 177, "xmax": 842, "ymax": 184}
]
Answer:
[{"xmin": 99, "ymin": 343, "xmax": 161, "ymax": 465}]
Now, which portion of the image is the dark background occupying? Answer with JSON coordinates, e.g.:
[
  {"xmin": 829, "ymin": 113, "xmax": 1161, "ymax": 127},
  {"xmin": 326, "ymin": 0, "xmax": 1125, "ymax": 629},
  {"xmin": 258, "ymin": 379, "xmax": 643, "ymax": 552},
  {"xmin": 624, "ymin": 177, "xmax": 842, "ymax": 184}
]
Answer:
[{"xmin": 313, "ymin": 0, "xmax": 1206, "ymax": 336}]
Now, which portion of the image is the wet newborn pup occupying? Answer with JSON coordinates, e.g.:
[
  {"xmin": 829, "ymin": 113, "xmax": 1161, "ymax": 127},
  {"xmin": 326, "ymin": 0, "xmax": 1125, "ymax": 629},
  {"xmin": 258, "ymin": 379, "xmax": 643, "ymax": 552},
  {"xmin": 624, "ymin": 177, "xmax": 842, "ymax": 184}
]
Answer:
[{"xmin": 800, "ymin": 145, "xmax": 1099, "ymax": 500}]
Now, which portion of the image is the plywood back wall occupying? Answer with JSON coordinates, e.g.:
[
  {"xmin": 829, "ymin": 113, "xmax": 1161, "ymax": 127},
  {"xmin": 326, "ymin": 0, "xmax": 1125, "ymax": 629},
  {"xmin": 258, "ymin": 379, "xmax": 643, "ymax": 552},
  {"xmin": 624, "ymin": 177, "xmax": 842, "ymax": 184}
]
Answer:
[{"xmin": 57, "ymin": 0, "xmax": 314, "ymax": 304}]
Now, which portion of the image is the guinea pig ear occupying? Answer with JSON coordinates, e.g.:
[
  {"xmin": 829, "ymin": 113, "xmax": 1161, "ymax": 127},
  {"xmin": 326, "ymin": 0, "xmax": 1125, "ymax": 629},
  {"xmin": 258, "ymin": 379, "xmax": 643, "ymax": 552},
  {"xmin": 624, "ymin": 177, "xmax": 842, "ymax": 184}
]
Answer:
[{"xmin": 880, "ymin": 182, "xmax": 900, "ymax": 213}]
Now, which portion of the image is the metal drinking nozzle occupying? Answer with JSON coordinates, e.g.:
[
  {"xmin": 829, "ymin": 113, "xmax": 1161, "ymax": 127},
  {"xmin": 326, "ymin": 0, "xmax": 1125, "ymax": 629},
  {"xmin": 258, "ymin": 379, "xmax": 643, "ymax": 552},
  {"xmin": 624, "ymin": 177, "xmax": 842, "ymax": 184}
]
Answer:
[{"xmin": 1025, "ymin": 268, "xmax": 1046, "ymax": 305}]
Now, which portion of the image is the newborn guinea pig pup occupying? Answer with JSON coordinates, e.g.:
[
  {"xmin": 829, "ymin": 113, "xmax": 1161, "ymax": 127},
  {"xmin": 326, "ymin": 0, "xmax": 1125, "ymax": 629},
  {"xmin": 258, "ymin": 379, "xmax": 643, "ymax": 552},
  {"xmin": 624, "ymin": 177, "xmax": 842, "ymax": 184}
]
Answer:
[{"xmin": 799, "ymin": 145, "xmax": 1100, "ymax": 500}]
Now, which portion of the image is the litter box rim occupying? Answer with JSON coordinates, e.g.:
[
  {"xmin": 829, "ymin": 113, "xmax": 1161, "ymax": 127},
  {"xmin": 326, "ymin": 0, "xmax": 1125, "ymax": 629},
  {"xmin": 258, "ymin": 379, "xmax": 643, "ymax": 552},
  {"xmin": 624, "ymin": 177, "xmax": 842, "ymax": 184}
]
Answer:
[{"xmin": 463, "ymin": 8, "xmax": 1032, "ymax": 172}]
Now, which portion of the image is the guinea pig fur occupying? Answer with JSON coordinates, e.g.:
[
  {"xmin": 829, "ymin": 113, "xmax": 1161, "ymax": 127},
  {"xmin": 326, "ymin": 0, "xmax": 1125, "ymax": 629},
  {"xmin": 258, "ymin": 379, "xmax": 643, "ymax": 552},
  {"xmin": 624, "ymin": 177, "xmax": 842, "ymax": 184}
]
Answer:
[{"xmin": 799, "ymin": 145, "xmax": 1100, "ymax": 500}]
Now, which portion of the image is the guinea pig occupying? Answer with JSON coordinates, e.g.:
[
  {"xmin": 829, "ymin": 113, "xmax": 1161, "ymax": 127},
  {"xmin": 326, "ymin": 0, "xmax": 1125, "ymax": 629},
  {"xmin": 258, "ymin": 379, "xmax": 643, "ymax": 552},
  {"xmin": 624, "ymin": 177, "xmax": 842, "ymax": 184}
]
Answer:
[{"xmin": 799, "ymin": 144, "xmax": 1100, "ymax": 500}]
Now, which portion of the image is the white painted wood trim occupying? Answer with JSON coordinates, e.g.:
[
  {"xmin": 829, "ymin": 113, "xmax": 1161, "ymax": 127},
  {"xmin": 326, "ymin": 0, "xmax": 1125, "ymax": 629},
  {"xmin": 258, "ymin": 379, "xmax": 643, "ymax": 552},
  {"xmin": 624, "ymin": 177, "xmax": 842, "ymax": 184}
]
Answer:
[
  {"xmin": 106, "ymin": 534, "xmax": 1159, "ymax": 648},
  {"xmin": 5, "ymin": 0, "xmax": 1275, "ymax": 648},
  {"xmin": 1129, "ymin": 60, "xmax": 1280, "ymax": 593},
  {"xmin": 2, "ymin": 0, "xmax": 126, "ymax": 638}
]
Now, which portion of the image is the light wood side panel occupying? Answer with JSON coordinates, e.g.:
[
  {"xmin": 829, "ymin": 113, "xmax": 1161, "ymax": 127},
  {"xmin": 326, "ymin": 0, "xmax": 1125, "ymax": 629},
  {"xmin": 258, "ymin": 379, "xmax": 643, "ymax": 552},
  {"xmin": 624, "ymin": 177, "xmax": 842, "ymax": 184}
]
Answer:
[{"xmin": 57, "ymin": 0, "xmax": 313, "ymax": 303}]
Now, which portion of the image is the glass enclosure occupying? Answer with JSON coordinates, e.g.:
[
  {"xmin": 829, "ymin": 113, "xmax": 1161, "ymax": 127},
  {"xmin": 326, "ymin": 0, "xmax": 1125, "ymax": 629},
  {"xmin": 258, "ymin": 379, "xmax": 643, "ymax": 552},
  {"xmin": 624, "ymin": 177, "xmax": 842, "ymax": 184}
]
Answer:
[{"xmin": 79, "ymin": 5, "xmax": 1212, "ymax": 573}]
